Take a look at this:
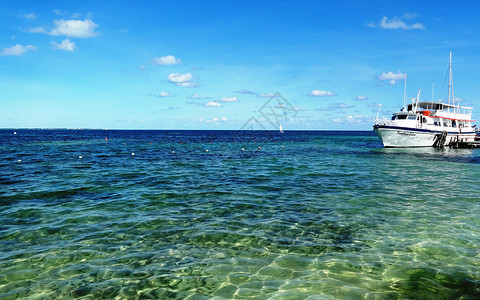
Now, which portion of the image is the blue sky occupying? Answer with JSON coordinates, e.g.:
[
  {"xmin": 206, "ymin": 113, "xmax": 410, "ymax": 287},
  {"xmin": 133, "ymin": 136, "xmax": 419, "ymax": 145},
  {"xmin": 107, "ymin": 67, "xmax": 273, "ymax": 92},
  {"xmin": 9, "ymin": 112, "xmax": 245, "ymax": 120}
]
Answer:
[{"xmin": 1, "ymin": 0, "xmax": 480, "ymax": 130}]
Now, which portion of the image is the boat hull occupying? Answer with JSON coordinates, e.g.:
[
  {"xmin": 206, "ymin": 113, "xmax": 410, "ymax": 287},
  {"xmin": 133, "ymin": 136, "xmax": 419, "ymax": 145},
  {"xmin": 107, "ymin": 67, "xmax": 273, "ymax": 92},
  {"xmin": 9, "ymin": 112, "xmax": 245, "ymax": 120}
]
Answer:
[{"xmin": 374, "ymin": 125, "xmax": 476, "ymax": 147}]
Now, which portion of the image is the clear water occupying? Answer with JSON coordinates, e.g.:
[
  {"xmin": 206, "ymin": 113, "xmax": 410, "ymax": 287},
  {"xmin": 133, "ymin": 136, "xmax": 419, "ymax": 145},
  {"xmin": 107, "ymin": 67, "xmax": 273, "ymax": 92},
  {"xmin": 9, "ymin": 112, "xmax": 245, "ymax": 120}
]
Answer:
[{"xmin": 1, "ymin": 129, "xmax": 479, "ymax": 299}]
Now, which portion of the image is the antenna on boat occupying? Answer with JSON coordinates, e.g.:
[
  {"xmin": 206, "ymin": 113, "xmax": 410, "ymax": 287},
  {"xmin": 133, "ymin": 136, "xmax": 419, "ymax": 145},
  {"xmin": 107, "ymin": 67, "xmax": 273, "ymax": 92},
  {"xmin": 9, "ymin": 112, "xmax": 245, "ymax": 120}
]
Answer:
[
  {"xmin": 403, "ymin": 73, "xmax": 407, "ymax": 109},
  {"xmin": 413, "ymin": 88, "xmax": 421, "ymax": 113}
]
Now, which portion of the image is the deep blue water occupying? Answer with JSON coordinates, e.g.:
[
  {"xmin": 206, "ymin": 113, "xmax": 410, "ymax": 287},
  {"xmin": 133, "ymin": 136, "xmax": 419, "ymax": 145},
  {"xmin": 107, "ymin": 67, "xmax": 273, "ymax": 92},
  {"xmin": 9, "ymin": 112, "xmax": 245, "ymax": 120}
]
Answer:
[{"xmin": 1, "ymin": 129, "xmax": 480, "ymax": 299}]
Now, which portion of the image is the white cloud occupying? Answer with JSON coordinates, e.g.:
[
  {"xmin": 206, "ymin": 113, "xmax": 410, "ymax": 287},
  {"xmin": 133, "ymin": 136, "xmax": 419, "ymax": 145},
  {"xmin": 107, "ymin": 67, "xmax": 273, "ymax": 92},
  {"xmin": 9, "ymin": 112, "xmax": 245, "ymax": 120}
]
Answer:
[
  {"xmin": 0, "ymin": 44, "xmax": 37, "ymax": 56},
  {"xmin": 205, "ymin": 101, "xmax": 222, "ymax": 107},
  {"xmin": 221, "ymin": 116, "xmax": 227, "ymax": 121},
  {"xmin": 188, "ymin": 93, "xmax": 211, "ymax": 100},
  {"xmin": 158, "ymin": 92, "xmax": 170, "ymax": 97},
  {"xmin": 168, "ymin": 73, "xmax": 198, "ymax": 87},
  {"xmin": 333, "ymin": 115, "xmax": 365, "ymax": 124},
  {"xmin": 293, "ymin": 107, "xmax": 308, "ymax": 111},
  {"xmin": 22, "ymin": 12, "xmax": 36, "ymax": 19},
  {"xmin": 50, "ymin": 19, "xmax": 98, "ymax": 38},
  {"xmin": 315, "ymin": 103, "xmax": 353, "ymax": 111},
  {"xmin": 205, "ymin": 117, "xmax": 220, "ymax": 123},
  {"xmin": 52, "ymin": 38, "xmax": 76, "ymax": 51},
  {"xmin": 220, "ymin": 96, "xmax": 238, "ymax": 102},
  {"xmin": 369, "ymin": 15, "xmax": 424, "ymax": 30},
  {"xmin": 168, "ymin": 73, "xmax": 192, "ymax": 83},
  {"xmin": 378, "ymin": 71, "xmax": 405, "ymax": 84},
  {"xmin": 26, "ymin": 27, "xmax": 48, "ymax": 34},
  {"xmin": 309, "ymin": 89, "xmax": 336, "ymax": 97},
  {"xmin": 151, "ymin": 55, "xmax": 181, "ymax": 65},
  {"xmin": 355, "ymin": 95, "xmax": 368, "ymax": 101},
  {"xmin": 258, "ymin": 93, "xmax": 276, "ymax": 98},
  {"xmin": 234, "ymin": 89, "xmax": 256, "ymax": 95},
  {"xmin": 53, "ymin": 9, "xmax": 68, "ymax": 16}
]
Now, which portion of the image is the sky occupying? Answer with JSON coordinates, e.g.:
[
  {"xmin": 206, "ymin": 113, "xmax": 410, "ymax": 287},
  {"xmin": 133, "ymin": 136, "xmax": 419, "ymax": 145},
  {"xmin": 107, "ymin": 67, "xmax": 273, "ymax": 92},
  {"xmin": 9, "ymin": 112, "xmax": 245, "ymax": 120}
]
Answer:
[{"xmin": 1, "ymin": 0, "xmax": 480, "ymax": 130}]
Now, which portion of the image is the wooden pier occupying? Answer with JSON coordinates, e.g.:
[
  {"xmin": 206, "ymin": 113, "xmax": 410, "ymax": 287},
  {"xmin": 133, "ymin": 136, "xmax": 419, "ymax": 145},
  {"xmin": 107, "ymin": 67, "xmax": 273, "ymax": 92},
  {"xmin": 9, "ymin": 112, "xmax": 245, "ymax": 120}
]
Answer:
[
  {"xmin": 448, "ymin": 140, "xmax": 480, "ymax": 148},
  {"xmin": 434, "ymin": 131, "xmax": 480, "ymax": 148}
]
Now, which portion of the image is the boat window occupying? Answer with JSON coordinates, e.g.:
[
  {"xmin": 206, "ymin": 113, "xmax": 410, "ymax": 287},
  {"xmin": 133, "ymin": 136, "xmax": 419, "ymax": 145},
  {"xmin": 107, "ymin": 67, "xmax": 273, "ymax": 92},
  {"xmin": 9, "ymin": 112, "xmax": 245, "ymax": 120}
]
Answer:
[
  {"xmin": 434, "ymin": 121, "xmax": 441, "ymax": 126},
  {"xmin": 408, "ymin": 116, "xmax": 416, "ymax": 120},
  {"xmin": 397, "ymin": 115, "xmax": 407, "ymax": 120},
  {"xmin": 422, "ymin": 117, "xmax": 427, "ymax": 123},
  {"xmin": 391, "ymin": 116, "xmax": 396, "ymax": 120},
  {"xmin": 452, "ymin": 120, "xmax": 456, "ymax": 127}
]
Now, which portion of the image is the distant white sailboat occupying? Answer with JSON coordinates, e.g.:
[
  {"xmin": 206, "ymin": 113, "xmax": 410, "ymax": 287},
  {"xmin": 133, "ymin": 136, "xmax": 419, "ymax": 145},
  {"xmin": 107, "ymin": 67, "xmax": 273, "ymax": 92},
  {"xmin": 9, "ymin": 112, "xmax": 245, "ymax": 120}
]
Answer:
[{"xmin": 279, "ymin": 124, "xmax": 284, "ymax": 133}]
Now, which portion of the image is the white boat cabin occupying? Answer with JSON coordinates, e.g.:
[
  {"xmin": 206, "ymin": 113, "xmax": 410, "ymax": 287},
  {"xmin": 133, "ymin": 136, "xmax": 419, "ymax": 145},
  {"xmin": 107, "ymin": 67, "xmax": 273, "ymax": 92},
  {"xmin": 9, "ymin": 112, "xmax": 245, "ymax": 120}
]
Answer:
[{"xmin": 390, "ymin": 101, "xmax": 474, "ymax": 131}]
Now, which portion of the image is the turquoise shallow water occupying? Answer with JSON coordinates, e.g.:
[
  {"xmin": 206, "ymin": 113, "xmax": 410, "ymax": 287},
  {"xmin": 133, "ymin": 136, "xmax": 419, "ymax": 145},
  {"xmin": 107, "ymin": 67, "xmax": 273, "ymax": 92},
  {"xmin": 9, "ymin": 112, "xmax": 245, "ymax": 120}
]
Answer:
[{"xmin": 1, "ymin": 129, "xmax": 480, "ymax": 299}]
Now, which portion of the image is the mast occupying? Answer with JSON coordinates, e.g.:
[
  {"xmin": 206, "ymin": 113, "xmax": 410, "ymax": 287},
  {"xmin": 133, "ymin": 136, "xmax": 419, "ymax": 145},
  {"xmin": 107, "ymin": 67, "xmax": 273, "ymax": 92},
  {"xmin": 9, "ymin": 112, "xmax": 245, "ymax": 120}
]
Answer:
[
  {"xmin": 403, "ymin": 73, "xmax": 407, "ymax": 109},
  {"xmin": 448, "ymin": 51, "xmax": 455, "ymax": 112}
]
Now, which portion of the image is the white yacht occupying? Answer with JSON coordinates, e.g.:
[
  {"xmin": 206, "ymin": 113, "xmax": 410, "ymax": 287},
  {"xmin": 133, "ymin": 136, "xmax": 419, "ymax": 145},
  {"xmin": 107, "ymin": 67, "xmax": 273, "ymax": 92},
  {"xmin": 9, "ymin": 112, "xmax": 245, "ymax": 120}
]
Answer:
[{"xmin": 374, "ymin": 53, "xmax": 476, "ymax": 147}]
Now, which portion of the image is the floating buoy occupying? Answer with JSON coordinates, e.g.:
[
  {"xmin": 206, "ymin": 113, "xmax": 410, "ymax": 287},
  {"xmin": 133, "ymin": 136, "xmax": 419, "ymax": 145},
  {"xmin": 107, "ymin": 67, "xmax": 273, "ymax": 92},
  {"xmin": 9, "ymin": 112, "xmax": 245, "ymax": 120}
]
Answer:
[
  {"xmin": 14, "ymin": 132, "xmax": 16, "ymax": 135},
  {"xmin": 131, "ymin": 153, "xmax": 135, "ymax": 156},
  {"xmin": 241, "ymin": 148, "xmax": 245, "ymax": 151},
  {"xmin": 79, "ymin": 156, "xmax": 83, "ymax": 159},
  {"xmin": 172, "ymin": 151, "xmax": 175, "ymax": 154},
  {"xmin": 180, "ymin": 142, "xmax": 182, "ymax": 144},
  {"xmin": 257, "ymin": 147, "xmax": 261, "ymax": 150},
  {"xmin": 105, "ymin": 137, "xmax": 108, "ymax": 141},
  {"xmin": 17, "ymin": 159, "xmax": 21, "ymax": 162},
  {"xmin": 281, "ymin": 145, "xmax": 284, "ymax": 148},
  {"xmin": 205, "ymin": 149, "xmax": 209, "ymax": 152}
]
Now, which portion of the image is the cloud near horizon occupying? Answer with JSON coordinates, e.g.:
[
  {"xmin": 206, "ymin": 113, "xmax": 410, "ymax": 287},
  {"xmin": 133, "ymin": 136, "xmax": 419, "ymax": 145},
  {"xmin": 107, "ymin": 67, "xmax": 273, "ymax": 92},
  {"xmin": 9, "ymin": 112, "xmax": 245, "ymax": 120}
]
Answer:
[
  {"xmin": 355, "ymin": 95, "xmax": 368, "ymax": 101},
  {"xmin": 205, "ymin": 101, "xmax": 222, "ymax": 107},
  {"xmin": 168, "ymin": 73, "xmax": 199, "ymax": 87},
  {"xmin": 220, "ymin": 96, "xmax": 238, "ymax": 102},
  {"xmin": 309, "ymin": 89, "xmax": 336, "ymax": 97}
]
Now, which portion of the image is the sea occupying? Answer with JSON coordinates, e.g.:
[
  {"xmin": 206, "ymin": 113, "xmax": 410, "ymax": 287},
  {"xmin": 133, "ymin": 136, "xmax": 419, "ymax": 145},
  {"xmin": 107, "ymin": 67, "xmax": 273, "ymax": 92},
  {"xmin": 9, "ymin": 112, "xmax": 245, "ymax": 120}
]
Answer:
[{"xmin": 1, "ymin": 129, "xmax": 479, "ymax": 299}]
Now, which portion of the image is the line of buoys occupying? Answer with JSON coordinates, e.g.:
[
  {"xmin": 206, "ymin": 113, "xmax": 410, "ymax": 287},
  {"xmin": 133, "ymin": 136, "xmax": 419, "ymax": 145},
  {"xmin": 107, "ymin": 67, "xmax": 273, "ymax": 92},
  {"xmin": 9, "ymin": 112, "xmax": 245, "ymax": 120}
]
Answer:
[{"xmin": 16, "ymin": 142, "xmax": 289, "ymax": 163}]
